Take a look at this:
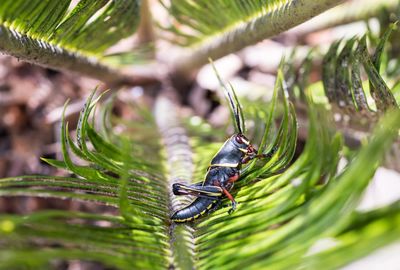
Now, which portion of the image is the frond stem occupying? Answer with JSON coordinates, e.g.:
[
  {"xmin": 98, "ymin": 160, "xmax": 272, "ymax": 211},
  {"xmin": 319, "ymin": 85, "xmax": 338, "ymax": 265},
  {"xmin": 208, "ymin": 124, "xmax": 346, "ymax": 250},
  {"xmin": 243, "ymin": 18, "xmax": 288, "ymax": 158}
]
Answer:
[
  {"xmin": 154, "ymin": 94, "xmax": 196, "ymax": 269},
  {"xmin": 0, "ymin": 26, "xmax": 157, "ymax": 87},
  {"xmin": 288, "ymin": 0, "xmax": 399, "ymax": 37},
  {"xmin": 171, "ymin": 0, "xmax": 345, "ymax": 76}
]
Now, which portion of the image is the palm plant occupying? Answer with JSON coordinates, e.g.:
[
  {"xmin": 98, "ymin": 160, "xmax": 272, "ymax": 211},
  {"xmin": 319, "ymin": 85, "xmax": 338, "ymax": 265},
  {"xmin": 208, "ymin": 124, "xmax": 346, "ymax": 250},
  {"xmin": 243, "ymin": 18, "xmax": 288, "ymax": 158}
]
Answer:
[{"xmin": 1, "ymin": 0, "xmax": 400, "ymax": 269}]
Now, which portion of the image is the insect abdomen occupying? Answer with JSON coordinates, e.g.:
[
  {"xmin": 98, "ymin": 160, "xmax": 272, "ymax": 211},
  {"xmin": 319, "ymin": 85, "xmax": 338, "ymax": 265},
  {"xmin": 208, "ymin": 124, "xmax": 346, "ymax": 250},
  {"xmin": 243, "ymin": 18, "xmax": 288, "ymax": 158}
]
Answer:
[{"xmin": 171, "ymin": 198, "xmax": 219, "ymax": 223}]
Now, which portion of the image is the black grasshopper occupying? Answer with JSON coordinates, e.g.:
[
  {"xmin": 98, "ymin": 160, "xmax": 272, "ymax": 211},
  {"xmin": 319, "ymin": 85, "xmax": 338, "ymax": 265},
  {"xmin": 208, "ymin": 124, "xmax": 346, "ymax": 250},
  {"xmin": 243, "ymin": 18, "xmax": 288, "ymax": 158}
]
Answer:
[{"xmin": 171, "ymin": 86, "xmax": 274, "ymax": 223}]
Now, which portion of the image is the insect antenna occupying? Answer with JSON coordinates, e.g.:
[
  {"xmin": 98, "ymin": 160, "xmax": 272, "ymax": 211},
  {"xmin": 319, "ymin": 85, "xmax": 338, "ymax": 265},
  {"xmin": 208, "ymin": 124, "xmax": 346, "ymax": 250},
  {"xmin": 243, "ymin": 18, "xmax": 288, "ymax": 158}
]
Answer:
[
  {"xmin": 226, "ymin": 83, "xmax": 245, "ymax": 134},
  {"xmin": 209, "ymin": 59, "xmax": 246, "ymax": 134}
]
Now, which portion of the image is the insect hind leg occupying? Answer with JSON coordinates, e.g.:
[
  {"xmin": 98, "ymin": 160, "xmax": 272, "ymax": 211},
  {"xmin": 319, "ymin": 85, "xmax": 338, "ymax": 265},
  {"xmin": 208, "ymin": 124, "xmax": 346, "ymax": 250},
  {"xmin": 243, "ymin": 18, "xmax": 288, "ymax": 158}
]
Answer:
[{"xmin": 172, "ymin": 183, "xmax": 223, "ymax": 198}]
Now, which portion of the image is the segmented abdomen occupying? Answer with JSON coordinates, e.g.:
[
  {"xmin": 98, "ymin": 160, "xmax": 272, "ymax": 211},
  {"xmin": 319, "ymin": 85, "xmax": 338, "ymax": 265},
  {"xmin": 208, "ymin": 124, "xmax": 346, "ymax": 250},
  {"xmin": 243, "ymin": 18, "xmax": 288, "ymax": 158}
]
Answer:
[{"xmin": 171, "ymin": 197, "xmax": 219, "ymax": 223}]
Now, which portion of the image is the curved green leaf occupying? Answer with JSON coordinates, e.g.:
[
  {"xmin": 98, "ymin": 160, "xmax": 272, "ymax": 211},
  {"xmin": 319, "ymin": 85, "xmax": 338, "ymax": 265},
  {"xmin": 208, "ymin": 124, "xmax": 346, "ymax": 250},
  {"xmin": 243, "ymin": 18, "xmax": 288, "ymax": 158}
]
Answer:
[
  {"xmin": 163, "ymin": 0, "xmax": 344, "ymax": 73},
  {"xmin": 1, "ymin": 78, "xmax": 400, "ymax": 269},
  {"xmin": 0, "ymin": 0, "xmax": 143, "ymax": 84},
  {"xmin": 0, "ymin": 0, "xmax": 140, "ymax": 54}
]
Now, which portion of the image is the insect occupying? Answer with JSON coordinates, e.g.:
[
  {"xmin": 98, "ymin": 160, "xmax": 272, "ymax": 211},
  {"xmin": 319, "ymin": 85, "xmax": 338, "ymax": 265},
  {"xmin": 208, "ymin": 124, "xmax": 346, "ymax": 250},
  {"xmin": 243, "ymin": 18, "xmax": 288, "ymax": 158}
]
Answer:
[{"xmin": 171, "ymin": 84, "xmax": 275, "ymax": 223}]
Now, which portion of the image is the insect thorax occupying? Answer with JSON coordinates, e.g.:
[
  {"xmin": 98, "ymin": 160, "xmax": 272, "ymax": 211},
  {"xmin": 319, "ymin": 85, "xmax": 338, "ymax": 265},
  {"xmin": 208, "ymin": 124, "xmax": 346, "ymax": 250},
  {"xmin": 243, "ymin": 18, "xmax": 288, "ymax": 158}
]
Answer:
[{"xmin": 211, "ymin": 138, "xmax": 244, "ymax": 167}]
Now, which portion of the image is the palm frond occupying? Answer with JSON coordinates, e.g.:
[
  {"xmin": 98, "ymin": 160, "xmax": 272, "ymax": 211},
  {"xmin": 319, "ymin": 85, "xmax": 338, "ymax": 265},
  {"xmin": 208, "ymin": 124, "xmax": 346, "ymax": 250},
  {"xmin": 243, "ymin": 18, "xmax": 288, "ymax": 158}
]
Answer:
[
  {"xmin": 0, "ymin": 0, "xmax": 146, "ymax": 85},
  {"xmin": 286, "ymin": 24, "xmax": 400, "ymax": 113},
  {"xmin": 1, "ymin": 73, "xmax": 400, "ymax": 269},
  {"xmin": 282, "ymin": 23, "xmax": 400, "ymax": 171},
  {"xmin": 179, "ymin": 70, "xmax": 400, "ymax": 269},
  {"xmin": 163, "ymin": 0, "xmax": 284, "ymax": 46},
  {"xmin": 0, "ymin": 91, "xmax": 170, "ymax": 269},
  {"xmin": 289, "ymin": 0, "xmax": 398, "ymax": 37},
  {"xmin": 162, "ymin": 0, "xmax": 344, "ymax": 73},
  {"xmin": 0, "ymin": 0, "xmax": 140, "ymax": 54}
]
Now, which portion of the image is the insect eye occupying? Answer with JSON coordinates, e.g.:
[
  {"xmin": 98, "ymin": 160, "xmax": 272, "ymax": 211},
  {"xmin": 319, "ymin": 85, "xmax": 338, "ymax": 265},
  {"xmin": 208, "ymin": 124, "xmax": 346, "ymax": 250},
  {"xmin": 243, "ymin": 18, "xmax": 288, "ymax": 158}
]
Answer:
[{"xmin": 235, "ymin": 135, "xmax": 244, "ymax": 144}]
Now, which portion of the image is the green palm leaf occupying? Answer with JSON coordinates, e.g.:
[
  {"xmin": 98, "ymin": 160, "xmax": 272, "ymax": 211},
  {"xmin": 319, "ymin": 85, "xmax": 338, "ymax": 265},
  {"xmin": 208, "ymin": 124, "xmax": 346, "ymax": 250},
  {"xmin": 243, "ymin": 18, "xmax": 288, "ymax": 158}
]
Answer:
[
  {"xmin": 0, "ymin": 0, "xmax": 142, "ymax": 84},
  {"xmin": 162, "ymin": 0, "xmax": 344, "ymax": 73},
  {"xmin": 1, "ymin": 71, "xmax": 400, "ymax": 269},
  {"xmin": 1, "ymin": 1, "xmax": 400, "ymax": 269},
  {"xmin": 283, "ymin": 24, "xmax": 400, "ymax": 138},
  {"xmin": 0, "ymin": 90, "xmax": 170, "ymax": 269}
]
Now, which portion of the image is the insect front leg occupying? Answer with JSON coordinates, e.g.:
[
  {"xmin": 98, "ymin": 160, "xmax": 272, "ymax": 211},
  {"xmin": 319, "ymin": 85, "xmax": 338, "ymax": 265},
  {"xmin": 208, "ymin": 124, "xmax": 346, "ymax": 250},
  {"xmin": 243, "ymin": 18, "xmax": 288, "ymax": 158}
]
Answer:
[
  {"xmin": 241, "ymin": 145, "xmax": 278, "ymax": 164},
  {"xmin": 262, "ymin": 145, "xmax": 278, "ymax": 159}
]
